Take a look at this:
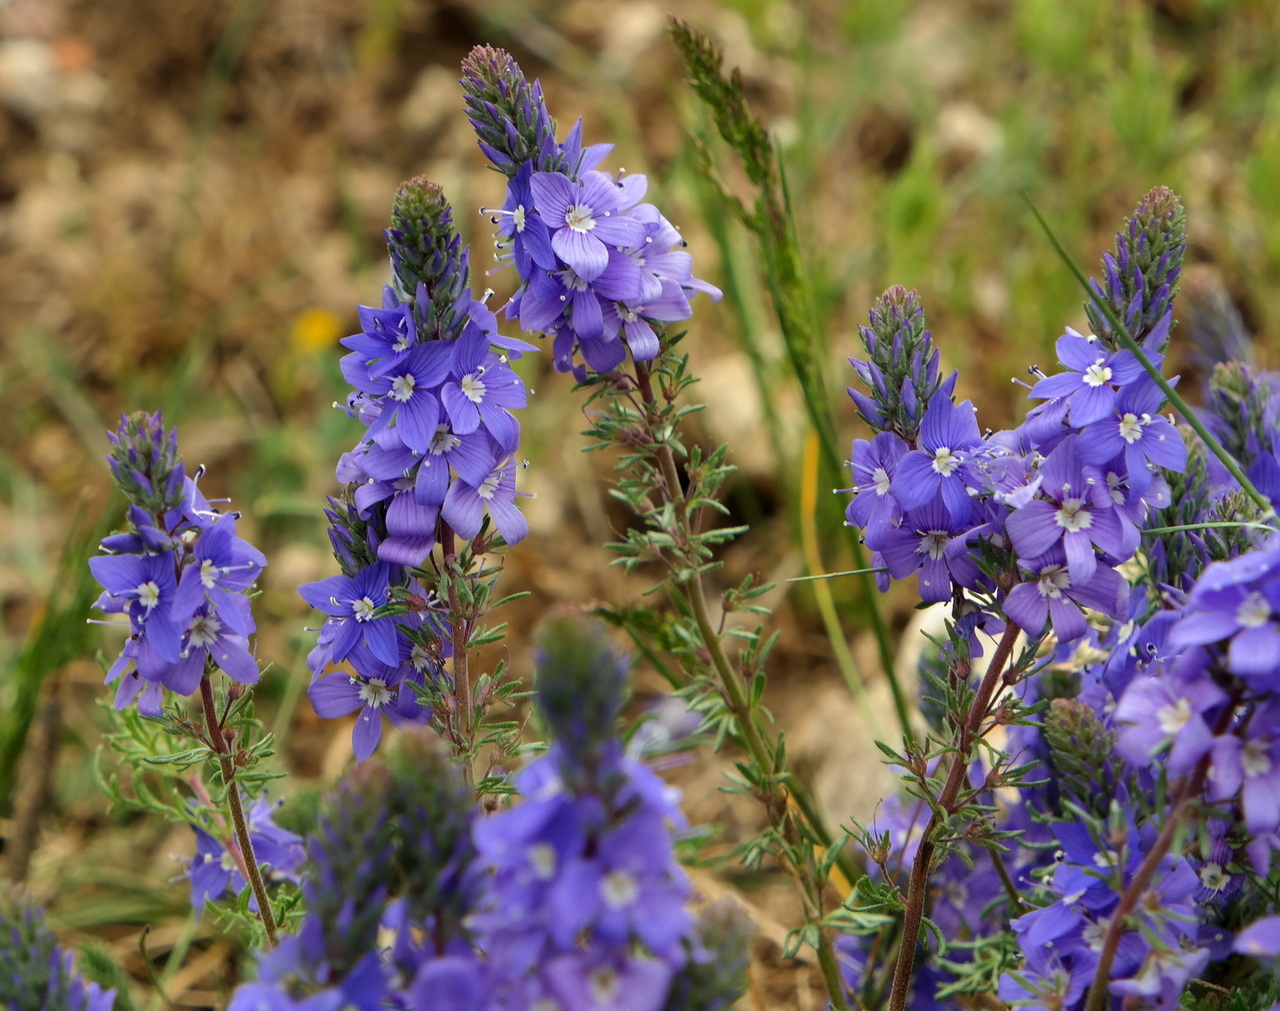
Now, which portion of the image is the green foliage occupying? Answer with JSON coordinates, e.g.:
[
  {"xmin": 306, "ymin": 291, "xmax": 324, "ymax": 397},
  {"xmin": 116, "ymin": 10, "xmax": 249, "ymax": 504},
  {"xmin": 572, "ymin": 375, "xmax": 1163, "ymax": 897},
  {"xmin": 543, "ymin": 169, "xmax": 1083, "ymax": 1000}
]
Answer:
[
  {"xmin": 1181, "ymin": 973, "xmax": 1280, "ymax": 1011},
  {"xmin": 0, "ymin": 512, "xmax": 109, "ymax": 811},
  {"xmin": 1043, "ymin": 696, "xmax": 1117, "ymax": 819}
]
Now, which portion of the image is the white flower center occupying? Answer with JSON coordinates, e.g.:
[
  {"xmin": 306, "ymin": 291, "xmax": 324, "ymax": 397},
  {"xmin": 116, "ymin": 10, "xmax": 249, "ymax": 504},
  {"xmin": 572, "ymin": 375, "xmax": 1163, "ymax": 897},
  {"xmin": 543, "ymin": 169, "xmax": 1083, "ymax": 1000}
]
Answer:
[
  {"xmin": 1237, "ymin": 591, "xmax": 1271, "ymax": 629},
  {"xmin": 390, "ymin": 373, "xmax": 416, "ymax": 402},
  {"xmin": 512, "ymin": 204, "xmax": 526, "ymax": 232},
  {"xmin": 931, "ymin": 447, "xmax": 960, "ymax": 477},
  {"xmin": 220, "ymin": 850, "xmax": 238, "ymax": 873},
  {"xmin": 872, "ymin": 466, "xmax": 891, "ymax": 496},
  {"xmin": 920, "ymin": 530, "xmax": 949, "ymax": 561},
  {"xmin": 410, "ymin": 642, "xmax": 434, "ymax": 672},
  {"xmin": 1118, "ymin": 412, "xmax": 1144, "ymax": 443},
  {"xmin": 429, "ymin": 425, "xmax": 460, "ymax": 456},
  {"xmin": 392, "ymin": 331, "xmax": 411, "ymax": 353},
  {"xmin": 529, "ymin": 843, "xmax": 557, "ymax": 881},
  {"xmin": 1083, "ymin": 361, "xmax": 1113, "ymax": 387},
  {"xmin": 1199, "ymin": 863, "xmax": 1230, "ymax": 891},
  {"xmin": 565, "ymin": 203, "xmax": 595, "ymax": 233},
  {"xmin": 1083, "ymin": 916, "xmax": 1109, "ymax": 952},
  {"xmin": 1036, "ymin": 566, "xmax": 1070, "ymax": 599},
  {"xmin": 1055, "ymin": 498, "xmax": 1093, "ymax": 532},
  {"xmin": 1156, "ymin": 697, "xmax": 1192, "ymax": 736},
  {"xmin": 199, "ymin": 558, "xmax": 220, "ymax": 589},
  {"xmin": 601, "ymin": 870, "xmax": 639, "ymax": 909},
  {"xmin": 136, "ymin": 580, "xmax": 161, "ymax": 610},
  {"xmin": 460, "ymin": 373, "xmax": 486, "ymax": 404},
  {"xmin": 588, "ymin": 967, "xmax": 620, "ymax": 1003},
  {"xmin": 357, "ymin": 677, "xmax": 393, "ymax": 709},
  {"xmin": 187, "ymin": 612, "xmax": 222, "ymax": 649},
  {"xmin": 477, "ymin": 471, "xmax": 502, "ymax": 501},
  {"xmin": 557, "ymin": 267, "xmax": 590, "ymax": 293},
  {"xmin": 352, "ymin": 596, "xmax": 377, "ymax": 622},
  {"xmin": 1106, "ymin": 471, "xmax": 1125, "ymax": 504},
  {"xmin": 1243, "ymin": 739, "xmax": 1273, "ymax": 777},
  {"xmin": 617, "ymin": 303, "xmax": 640, "ymax": 323}
]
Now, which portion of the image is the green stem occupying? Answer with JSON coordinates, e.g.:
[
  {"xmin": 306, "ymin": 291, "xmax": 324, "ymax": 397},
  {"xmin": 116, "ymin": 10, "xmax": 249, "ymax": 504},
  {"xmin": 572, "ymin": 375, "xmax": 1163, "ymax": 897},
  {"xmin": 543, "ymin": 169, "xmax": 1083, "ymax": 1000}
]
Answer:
[
  {"xmin": 1142, "ymin": 521, "xmax": 1277, "ymax": 536},
  {"xmin": 817, "ymin": 930, "xmax": 855, "ymax": 1011},
  {"xmin": 199, "ymin": 675, "xmax": 278, "ymax": 946},
  {"xmin": 635, "ymin": 362, "xmax": 844, "ymax": 859},
  {"xmin": 887, "ymin": 620, "xmax": 1022, "ymax": 1011},
  {"xmin": 1022, "ymin": 194, "xmax": 1278, "ymax": 525}
]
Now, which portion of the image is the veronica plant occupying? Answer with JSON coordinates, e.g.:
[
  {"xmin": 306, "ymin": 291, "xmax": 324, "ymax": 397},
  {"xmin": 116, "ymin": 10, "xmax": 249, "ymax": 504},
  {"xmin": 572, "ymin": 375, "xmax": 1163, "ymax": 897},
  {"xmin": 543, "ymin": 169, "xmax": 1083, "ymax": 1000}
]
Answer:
[
  {"xmin": 300, "ymin": 177, "xmax": 538, "ymax": 785},
  {"xmin": 462, "ymin": 41, "xmax": 870, "ymax": 1009},
  {"xmin": 0, "ymin": 886, "xmax": 115, "ymax": 1011},
  {"xmin": 836, "ymin": 186, "xmax": 1280, "ymax": 1011},
  {"xmin": 89, "ymin": 412, "xmax": 285, "ymax": 944}
]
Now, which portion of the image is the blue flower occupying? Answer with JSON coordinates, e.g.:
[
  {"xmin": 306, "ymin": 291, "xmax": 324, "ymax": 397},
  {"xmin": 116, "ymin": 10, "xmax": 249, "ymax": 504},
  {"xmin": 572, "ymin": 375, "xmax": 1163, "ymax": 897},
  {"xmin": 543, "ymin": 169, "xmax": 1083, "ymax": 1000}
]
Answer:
[
  {"xmin": 529, "ymin": 171, "xmax": 648, "ymax": 282},
  {"xmin": 308, "ymin": 643, "xmax": 432, "ymax": 762},
  {"xmin": 890, "ymin": 395, "xmax": 984, "ymax": 524}
]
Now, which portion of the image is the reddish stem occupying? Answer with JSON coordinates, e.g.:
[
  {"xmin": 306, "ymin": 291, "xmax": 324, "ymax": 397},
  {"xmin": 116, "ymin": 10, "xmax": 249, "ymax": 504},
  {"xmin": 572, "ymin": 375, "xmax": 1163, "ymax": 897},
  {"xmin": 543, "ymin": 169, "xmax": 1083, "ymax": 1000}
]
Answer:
[{"xmin": 199, "ymin": 675, "xmax": 278, "ymax": 946}]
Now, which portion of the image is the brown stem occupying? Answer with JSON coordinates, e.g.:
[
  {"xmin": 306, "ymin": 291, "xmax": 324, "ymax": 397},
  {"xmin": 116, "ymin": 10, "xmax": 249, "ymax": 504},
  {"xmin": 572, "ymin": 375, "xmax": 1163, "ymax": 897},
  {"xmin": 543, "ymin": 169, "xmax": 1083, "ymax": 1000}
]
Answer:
[
  {"xmin": 1081, "ymin": 694, "xmax": 1234, "ymax": 1011},
  {"xmin": 441, "ymin": 527, "xmax": 474, "ymax": 786},
  {"xmin": 199, "ymin": 674, "xmax": 278, "ymax": 946},
  {"xmin": 887, "ymin": 620, "xmax": 1022, "ymax": 1011}
]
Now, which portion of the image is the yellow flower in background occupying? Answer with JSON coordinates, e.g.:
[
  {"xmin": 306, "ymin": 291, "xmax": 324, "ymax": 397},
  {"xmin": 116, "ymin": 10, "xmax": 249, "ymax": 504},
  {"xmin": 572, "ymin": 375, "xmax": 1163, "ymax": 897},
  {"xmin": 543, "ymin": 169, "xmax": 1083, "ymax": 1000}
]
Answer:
[{"xmin": 291, "ymin": 307, "xmax": 342, "ymax": 354}]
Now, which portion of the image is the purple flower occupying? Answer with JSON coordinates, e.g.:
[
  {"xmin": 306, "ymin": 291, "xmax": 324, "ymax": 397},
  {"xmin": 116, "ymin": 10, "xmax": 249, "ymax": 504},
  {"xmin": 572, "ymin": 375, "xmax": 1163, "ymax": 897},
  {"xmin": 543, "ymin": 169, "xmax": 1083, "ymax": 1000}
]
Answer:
[
  {"xmin": 1113, "ymin": 657, "xmax": 1226, "ymax": 774},
  {"xmin": 1029, "ymin": 327, "xmax": 1150, "ymax": 426},
  {"xmin": 542, "ymin": 947, "xmax": 673, "ymax": 1011},
  {"xmin": 529, "ymin": 171, "xmax": 647, "ymax": 282},
  {"xmin": 1167, "ymin": 535, "xmax": 1280, "ymax": 686},
  {"xmin": 1003, "ymin": 547, "xmax": 1128, "ymax": 642},
  {"xmin": 865, "ymin": 494, "xmax": 982, "ymax": 603},
  {"xmin": 890, "ymin": 395, "xmax": 984, "ymax": 523},
  {"xmin": 1235, "ymin": 916, "xmax": 1280, "ymax": 959},
  {"xmin": 175, "ymin": 603, "xmax": 261, "ymax": 687},
  {"xmin": 441, "ymin": 353, "xmax": 527, "ymax": 451},
  {"xmin": 1206, "ymin": 704, "xmax": 1280, "ymax": 837},
  {"xmin": 341, "ymin": 289, "xmax": 417, "ymax": 380},
  {"xmin": 299, "ymin": 560, "xmax": 403, "ymax": 669},
  {"xmin": 441, "ymin": 458, "xmax": 529, "ymax": 546},
  {"xmin": 1075, "ymin": 376, "xmax": 1186, "ymax": 493},
  {"xmin": 489, "ymin": 162, "xmax": 556, "ymax": 277},
  {"xmin": 309, "ymin": 643, "xmax": 431, "ymax": 762},
  {"xmin": 1005, "ymin": 436, "xmax": 1136, "ymax": 584},
  {"xmin": 172, "ymin": 512, "xmax": 266, "ymax": 636},
  {"xmin": 846, "ymin": 432, "xmax": 908, "ymax": 532},
  {"xmin": 188, "ymin": 795, "xmax": 305, "ymax": 914}
]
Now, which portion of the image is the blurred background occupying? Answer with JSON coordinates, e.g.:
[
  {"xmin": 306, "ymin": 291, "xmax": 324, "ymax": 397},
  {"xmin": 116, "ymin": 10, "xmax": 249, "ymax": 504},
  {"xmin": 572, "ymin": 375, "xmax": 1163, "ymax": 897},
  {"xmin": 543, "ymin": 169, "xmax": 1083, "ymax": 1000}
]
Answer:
[{"xmin": 2, "ymin": 0, "xmax": 1280, "ymax": 1005}]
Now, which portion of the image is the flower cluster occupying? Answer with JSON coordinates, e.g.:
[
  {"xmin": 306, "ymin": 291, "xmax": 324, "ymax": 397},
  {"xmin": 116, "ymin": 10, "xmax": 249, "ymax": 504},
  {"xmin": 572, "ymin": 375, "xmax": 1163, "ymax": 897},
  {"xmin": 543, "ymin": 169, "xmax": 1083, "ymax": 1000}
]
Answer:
[
  {"xmin": 844, "ymin": 188, "xmax": 1280, "ymax": 1008},
  {"xmin": 0, "ymin": 887, "xmax": 115, "ymax": 1011},
  {"xmin": 470, "ymin": 617, "xmax": 697, "ymax": 1010},
  {"xmin": 88, "ymin": 412, "xmax": 267, "ymax": 714},
  {"xmin": 846, "ymin": 190, "xmax": 1189, "ymax": 643},
  {"xmin": 461, "ymin": 46, "xmax": 720, "ymax": 376},
  {"xmin": 187, "ymin": 793, "xmax": 306, "ymax": 916},
  {"xmin": 300, "ymin": 178, "xmax": 539, "ymax": 760},
  {"xmin": 228, "ymin": 620, "xmax": 747, "ymax": 1011},
  {"xmin": 228, "ymin": 732, "xmax": 487, "ymax": 1010}
]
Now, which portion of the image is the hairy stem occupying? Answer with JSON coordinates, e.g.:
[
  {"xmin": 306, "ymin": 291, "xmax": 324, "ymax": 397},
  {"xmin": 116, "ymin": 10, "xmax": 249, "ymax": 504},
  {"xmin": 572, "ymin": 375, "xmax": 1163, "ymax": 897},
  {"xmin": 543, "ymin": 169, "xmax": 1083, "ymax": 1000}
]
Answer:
[
  {"xmin": 633, "ymin": 361, "xmax": 844, "ymax": 862},
  {"xmin": 888, "ymin": 620, "xmax": 1022, "ymax": 1011},
  {"xmin": 441, "ymin": 526, "xmax": 474, "ymax": 787},
  {"xmin": 199, "ymin": 674, "xmax": 278, "ymax": 946},
  {"xmin": 817, "ymin": 929, "xmax": 855, "ymax": 1011},
  {"xmin": 1080, "ymin": 696, "xmax": 1238, "ymax": 1011}
]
